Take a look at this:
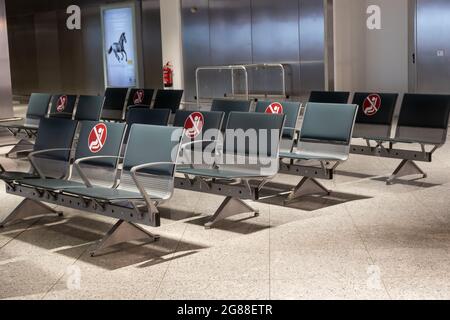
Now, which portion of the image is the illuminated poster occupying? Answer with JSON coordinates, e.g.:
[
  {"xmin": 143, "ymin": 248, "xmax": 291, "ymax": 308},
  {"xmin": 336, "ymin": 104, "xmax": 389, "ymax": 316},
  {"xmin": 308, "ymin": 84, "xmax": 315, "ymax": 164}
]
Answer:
[{"xmin": 101, "ymin": 3, "xmax": 139, "ymax": 88}]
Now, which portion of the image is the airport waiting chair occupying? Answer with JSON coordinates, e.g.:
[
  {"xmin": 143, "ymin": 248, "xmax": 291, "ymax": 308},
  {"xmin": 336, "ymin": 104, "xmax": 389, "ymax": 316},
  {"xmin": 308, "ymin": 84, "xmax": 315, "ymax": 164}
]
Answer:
[
  {"xmin": 126, "ymin": 88, "xmax": 154, "ymax": 109},
  {"xmin": 173, "ymin": 110, "xmax": 225, "ymax": 165},
  {"xmin": 0, "ymin": 93, "xmax": 52, "ymax": 158},
  {"xmin": 0, "ymin": 117, "xmax": 78, "ymax": 227},
  {"xmin": 350, "ymin": 94, "xmax": 450, "ymax": 184},
  {"xmin": 3, "ymin": 121, "xmax": 126, "ymax": 227},
  {"xmin": 309, "ymin": 91, "xmax": 350, "ymax": 104},
  {"xmin": 279, "ymin": 102, "xmax": 358, "ymax": 202},
  {"xmin": 351, "ymin": 92, "xmax": 398, "ymax": 139},
  {"xmin": 101, "ymin": 87, "xmax": 129, "ymax": 121},
  {"xmin": 75, "ymin": 95, "xmax": 104, "ymax": 121},
  {"xmin": 255, "ymin": 101, "xmax": 302, "ymax": 152},
  {"xmin": 153, "ymin": 89, "xmax": 184, "ymax": 113},
  {"xmin": 5, "ymin": 124, "xmax": 183, "ymax": 256},
  {"xmin": 48, "ymin": 95, "xmax": 77, "ymax": 119},
  {"xmin": 124, "ymin": 107, "xmax": 171, "ymax": 144},
  {"xmin": 211, "ymin": 99, "xmax": 252, "ymax": 131},
  {"xmin": 176, "ymin": 112, "xmax": 285, "ymax": 229}
]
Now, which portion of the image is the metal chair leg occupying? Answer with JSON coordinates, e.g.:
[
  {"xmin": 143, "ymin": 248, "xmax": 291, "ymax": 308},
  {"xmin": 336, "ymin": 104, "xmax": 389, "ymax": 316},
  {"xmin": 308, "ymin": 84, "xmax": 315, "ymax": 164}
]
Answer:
[
  {"xmin": 205, "ymin": 196, "xmax": 259, "ymax": 229},
  {"xmin": 0, "ymin": 198, "xmax": 63, "ymax": 228},
  {"xmin": 90, "ymin": 220, "xmax": 160, "ymax": 257},
  {"xmin": 387, "ymin": 159, "xmax": 427, "ymax": 185},
  {"xmin": 5, "ymin": 139, "xmax": 34, "ymax": 158},
  {"xmin": 285, "ymin": 177, "xmax": 330, "ymax": 204}
]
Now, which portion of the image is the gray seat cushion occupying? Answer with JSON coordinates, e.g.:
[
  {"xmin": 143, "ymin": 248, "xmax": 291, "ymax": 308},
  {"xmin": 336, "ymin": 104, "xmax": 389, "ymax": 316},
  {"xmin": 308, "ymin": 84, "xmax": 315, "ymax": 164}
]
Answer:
[
  {"xmin": 178, "ymin": 167, "xmax": 265, "ymax": 179},
  {"xmin": 20, "ymin": 179, "xmax": 86, "ymax": 190},
  {"xmin": 280, "ymin": 151, "xmax": 348, "ymax": 162},
  {"xmin": 0, "ymin": 172, "xmax": 38, "ymax": 181},
  {"xmin": 62, "ymin": 187, "xmax": 143, "ymax": 201}
]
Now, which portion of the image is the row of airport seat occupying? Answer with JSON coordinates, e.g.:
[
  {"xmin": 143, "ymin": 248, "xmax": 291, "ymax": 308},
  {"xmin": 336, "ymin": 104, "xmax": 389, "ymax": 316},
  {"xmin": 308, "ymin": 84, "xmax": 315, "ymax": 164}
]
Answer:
[
  {"xmin": 1, "ymin": 90, "xmax": 449, "ymax": 256},
  {"xmin": 0, "ymin": 109, "xmax": 288, "ymax": 255},
  {"xmin": 306, "ymin": 91, "xmax": 450, "ymax": 185},
  {"xmin": 101, "ymin": 87, "xmax": 184, "ymax": 121},
  {"xmin": 0, "ymin": 88, "xmax": 184, "ymax": 158}
]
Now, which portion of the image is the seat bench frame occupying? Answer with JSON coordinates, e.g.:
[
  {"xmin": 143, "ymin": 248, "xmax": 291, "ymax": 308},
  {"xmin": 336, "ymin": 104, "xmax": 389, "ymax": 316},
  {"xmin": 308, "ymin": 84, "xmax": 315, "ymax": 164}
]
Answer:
[
  {"xmin": 350, "ymin": 139, "xmax": 438, "ymax": 184},
  {"xmin": 278, "ymin": 158, "xmax": 340, "ymax": 202},
  {"xmin": 175, "ymin": 175, "xmax": 261, "ymax": 229},
  {"xmin": 4, "ymin": 182, "xmax": 160, "ymax": 256}
]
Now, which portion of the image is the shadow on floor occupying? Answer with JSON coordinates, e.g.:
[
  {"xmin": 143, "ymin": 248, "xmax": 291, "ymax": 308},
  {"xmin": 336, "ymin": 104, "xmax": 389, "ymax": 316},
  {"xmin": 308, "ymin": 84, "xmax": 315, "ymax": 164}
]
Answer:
[
  {"xmin": 257, "ymin": 181, "xmax": 371, "ymax": 211},
  {"xmin": 186, "ymin": 214, "xmax": 269, "ymax": 234},
  {"xmin": 371, "ymin": 176, "xmax": 440, "ymax": 188},
  {"xmin": 259, "ymin": 192, "xmax": 371, "ymax": 211},
  {"xmin": 0, "ymin": 213, "xmax": 207, "ymax": 271}
]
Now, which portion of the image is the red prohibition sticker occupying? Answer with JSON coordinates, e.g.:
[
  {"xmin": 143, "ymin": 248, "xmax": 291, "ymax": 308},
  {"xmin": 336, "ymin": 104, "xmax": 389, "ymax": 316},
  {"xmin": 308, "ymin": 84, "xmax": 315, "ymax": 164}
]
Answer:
[
  {"xmin": 265, "ymin": 102, "xmax": 284, "ymax": 114},
  {"xmin": 363, "ymin": 94, "xmax": 382, "ymax": 116},
  {"xmin": 133, "ymin": 90, "xmax": 144, "ymax": 104},
  {"xmin": 88, "ymin": 123, "xmax": 108, "ymax": 153},
  {"xmin": 56, "ymin": 95, "xmax": 67, "ymax": 113},
  {"xmin": 184, "ymin": 112, "xmax": 204, "ymax": 139}
]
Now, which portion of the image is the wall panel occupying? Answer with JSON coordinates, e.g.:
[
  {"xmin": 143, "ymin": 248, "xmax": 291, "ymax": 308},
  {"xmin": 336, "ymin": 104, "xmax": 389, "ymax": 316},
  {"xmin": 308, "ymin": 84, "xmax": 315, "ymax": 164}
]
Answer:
[
  {"xmin": 6, "ymin": 0, "xmax": 162, "ymax": 96},
  {"xmin": 181, "ymin": 0, "xmax": 327, "ymax": 101}
]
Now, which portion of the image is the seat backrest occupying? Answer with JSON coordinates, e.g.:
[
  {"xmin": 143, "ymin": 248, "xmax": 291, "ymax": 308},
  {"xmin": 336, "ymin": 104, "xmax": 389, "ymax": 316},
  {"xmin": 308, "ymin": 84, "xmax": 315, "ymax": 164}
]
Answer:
[
  {"xmin": 124, "ymin": 108, "xmax": 171, "ymax": 143},
  {"xmin": 211, "ymin": 99, "xmax": 252, "ymax": 131},
  {"xmin": 220, "ymin": 112, "xmax": 285, "ymax": 177},
  {"xmin": 75, "ymin": 95, "xmax": 104, "ymax": 121},
  {"xmin": 32, "ymin": 117, "xmax": 78, "ymax": 178},
  {"xmin": 153, "ymin": 89, "xmax": 184, "ymax": 113},
  {"xmin": 25, "ymin": 93, "xmax": 52, "ymax": 127},
  {"xmin": 173, "ymin": 110, "xmax": 224, "ymax": 137},
  {"xmin": 71, "ymin": 121, "xmax": 127, "ymax": 187},
  {"xmin": 48, "ymin": 95, "xmax": 78, "ymax": 119},
  {"xmin": 394, "ymin": 93, "xmax": 450, "ymax": 145},
  {"xmin": 120, "ymin": 124, "xmax": 183, "ymax": 201},
  {"xmin": 126, "ymin": 88, "xmax": 154, "ymax": 108},
  {"xmin": 101, "ymin": 87, "xmax": 129, "ymax": 121},
  {"xmin": 298, "ymin": 102, "xmax": 358, "ymax": 160},
  {"xmin": 352, "ymin": 92, "xmax": 398, "ymax": 139},
  {"xmin": 173, "ymin": 110, "xmax": 225, "ymax": 165},
  {"xmin": 255, "ymin": 101, "xmax": 301, "ymax": 152},
  {"xmin": 309, "ymin": 91, "xmax": 350, "ymax": 104}
]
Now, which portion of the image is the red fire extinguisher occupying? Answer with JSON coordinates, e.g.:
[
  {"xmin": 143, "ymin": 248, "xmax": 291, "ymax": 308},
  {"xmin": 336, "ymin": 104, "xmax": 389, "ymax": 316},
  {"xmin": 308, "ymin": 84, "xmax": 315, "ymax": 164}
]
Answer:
[{"xmin": 163, "ymin": 62, "xmax": 173, "ymax": 88}]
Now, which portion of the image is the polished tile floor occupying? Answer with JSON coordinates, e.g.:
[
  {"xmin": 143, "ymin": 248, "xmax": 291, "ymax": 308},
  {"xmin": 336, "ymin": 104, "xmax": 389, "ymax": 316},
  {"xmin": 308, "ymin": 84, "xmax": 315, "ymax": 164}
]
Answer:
[{"xmin": 1, "ymin": 109, "xmax": 450, "ymax": 300}]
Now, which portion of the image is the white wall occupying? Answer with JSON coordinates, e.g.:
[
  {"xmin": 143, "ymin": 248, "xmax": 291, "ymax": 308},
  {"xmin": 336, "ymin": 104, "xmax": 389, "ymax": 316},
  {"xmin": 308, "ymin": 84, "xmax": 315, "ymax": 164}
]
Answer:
[
  {"xmin": 334, "ymin": 0, "xmax": 409, "ymax": 93},
  {"xmin": 160, "ymin": 0, "xmax": 184, "ymax": 90}
]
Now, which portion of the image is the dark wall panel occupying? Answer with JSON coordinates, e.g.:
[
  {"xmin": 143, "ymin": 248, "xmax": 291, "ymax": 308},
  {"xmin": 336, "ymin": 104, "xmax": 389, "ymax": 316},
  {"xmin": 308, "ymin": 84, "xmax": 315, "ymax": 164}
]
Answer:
[{"xmin": 6, "ymin": 0, "xmax": 162, "ymax": 96}]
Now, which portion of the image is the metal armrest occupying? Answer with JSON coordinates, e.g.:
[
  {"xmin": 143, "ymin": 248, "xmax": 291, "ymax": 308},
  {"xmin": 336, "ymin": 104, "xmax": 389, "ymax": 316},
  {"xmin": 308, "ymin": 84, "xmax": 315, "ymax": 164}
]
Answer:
[
  {"xmin": 130, "ymin": 162, "xmax": 176, "ymax": 203},
  {"xmin": 181, "ymin": 139, "xmax": 217, "ymax": 152},
  {"xmin": 74, "ymin": 156, "xmax": 123, "ymax": 188},
  {"xmin": 28, "ymin": 148, "xmax": 72, "ymax": 179}
]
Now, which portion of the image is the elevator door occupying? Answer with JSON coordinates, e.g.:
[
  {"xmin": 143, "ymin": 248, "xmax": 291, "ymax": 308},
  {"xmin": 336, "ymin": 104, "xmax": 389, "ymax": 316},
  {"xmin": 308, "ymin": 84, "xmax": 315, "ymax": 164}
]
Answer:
[{"xmin": 413, "ymin": 0, "xmax": 450, "ymax": 93}]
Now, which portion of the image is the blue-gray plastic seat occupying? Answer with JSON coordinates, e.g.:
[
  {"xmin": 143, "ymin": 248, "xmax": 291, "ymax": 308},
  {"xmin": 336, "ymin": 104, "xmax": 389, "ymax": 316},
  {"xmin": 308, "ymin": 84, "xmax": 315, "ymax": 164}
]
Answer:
[
  {"xmin": 391, "ymin": 94, "xmax": 450, "ymax": 145},
  {"xmin": 19, "ymin": 121, "xmax": 127, "ymax": 191},
  {"xmin": 173, "ymin": 110, "xmax": 225, "ymax": 162},
  {"xmin": 62, "ymin": 124, "xmax": 183, "ymax": 203},
  {"xmin": 178, "ymin": 112, "xmax": 285, "ymax": 179},
  {"xmin": 48, "ymin": 95, "xmax": 77, "ymax": 119},
  {"xmin": 153, "ymin": 89, "xmax": 184, "ymax": 113},
  {"xmin": 255, "ymin": 101, "xmax": 301, "ymax": 152},
  {"xmin": 0, "ymin": 93, "xmax": 52, "ymax": 129},
  {"xmin": 75, "ymin": 95, "xmax": 104, "ymax": 121},
  {"xmin": 280, "ymin": 103, "xmax": 358, "ymax": 162},
  {"xmin": 211, "ymin": 99, "xmax": 252, "ymax": 131},
  {"xmin": 126, "ymin": 88, "xmax": 154, "ymax": 108},
  {"xmin": 309, "ymin": 91, "xmax": 350, "ymax": 104},
  {"xmin": 124, "ymin": 108, "xmax": 171, "ymax": 143},
  {"xmin": 101, "ymin": 87, "xmax": 129, "ymax": 121},
  {"xmin": 351, "ymin": 92, "xmax": 399, "ymax": 139},
  {"xmin": 0, "ymin": 118, "xmax": 78, "ymax": 182}
]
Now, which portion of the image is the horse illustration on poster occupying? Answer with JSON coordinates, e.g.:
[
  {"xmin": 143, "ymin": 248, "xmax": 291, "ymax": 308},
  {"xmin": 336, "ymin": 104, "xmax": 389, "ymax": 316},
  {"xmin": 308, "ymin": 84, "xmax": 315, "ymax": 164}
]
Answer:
[{"xmin": 108, "ymin": 32, "xmax": 128, "ymax": 62}]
